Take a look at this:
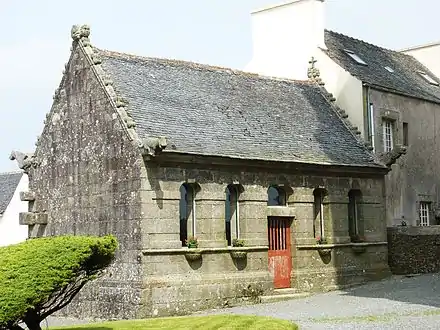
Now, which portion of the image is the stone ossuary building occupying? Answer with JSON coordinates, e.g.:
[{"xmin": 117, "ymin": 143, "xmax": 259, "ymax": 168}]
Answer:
[{"xmin": 14, "ymin": 25, "xmax": 391, "ymax": 319}]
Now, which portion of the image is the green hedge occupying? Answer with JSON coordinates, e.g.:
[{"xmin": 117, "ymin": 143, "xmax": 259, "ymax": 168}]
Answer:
[{"xmin": 0, "ymin": 235, "xmax": 118, "ymax": 330}]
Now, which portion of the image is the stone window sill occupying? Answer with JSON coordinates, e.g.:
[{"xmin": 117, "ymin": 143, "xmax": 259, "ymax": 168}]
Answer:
[
  {"xmin": 142, "ymin": 246, "xmax": 268, "ymax": 255},
  {"xmin": 296, "ymin": 241, "xmax": 387, "ymax": 250}
]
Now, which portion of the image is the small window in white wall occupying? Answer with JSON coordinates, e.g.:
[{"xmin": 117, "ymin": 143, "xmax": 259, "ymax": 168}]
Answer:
[
  {"xmin": 418, "ymin": 71, "xmax": 439, "ymax": 86},
  {"xmin": 419, "ymin": 202, "xmax": 430, "ymax": 226},
  {"xmin": 344, "ymin": 49, "xmax": 367, "ymax": 65},
  {"xmin": 382, "ymin": 119, "xmax": 393, "ymax": 152}
]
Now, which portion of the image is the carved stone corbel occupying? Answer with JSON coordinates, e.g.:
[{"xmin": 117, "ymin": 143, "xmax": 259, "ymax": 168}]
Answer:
[
  {"xmin": 141, "ymin": 136, "xmax": 168, "ymax": 159},
  {"xmin": 380, "ymin": 144, "xmax": 407, "ymax": 167},
  {"xmin": 9, "ymin": 150, "xmax": 38, "ymax": 174}
]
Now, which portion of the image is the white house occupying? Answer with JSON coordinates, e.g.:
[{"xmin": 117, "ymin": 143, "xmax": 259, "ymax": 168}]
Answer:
[
  {"xmin": 0, "ymin": 171, "xmax": 29, "ymax": 246},
  {"xmin": 245, "ymin": 0, "xmax": 440, "ymax": 227},
  {"xmin": 401, "ymin": 42, "xmax": 440, "ymax": 81}
]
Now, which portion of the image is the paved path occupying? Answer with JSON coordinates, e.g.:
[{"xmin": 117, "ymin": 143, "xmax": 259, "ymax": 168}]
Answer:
[
  {"xmin": 48, "ymin": 274, "xmax": 440, "ymax": 329},
  {"xmin": 198, "ymin": 273, "xmax": 440, "ymax": 329}
]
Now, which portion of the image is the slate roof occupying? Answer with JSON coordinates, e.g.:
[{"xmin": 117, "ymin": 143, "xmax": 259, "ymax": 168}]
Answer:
[
  {"xmin": 324, "ymin": 30, "xmax": 440, "ymax": 104},
  {"xmin": 97, "ymin": 48, "xmax": 383, "ymax": 168},
  {"xmin": 0, "ymin": 171, "xmax": 22, "ymax": 215}
]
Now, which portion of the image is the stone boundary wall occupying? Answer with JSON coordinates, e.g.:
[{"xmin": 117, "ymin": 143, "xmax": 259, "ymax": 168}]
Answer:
[{"xmin": 387, "ymin": 226, "xmax": 440, "ymax": 275}]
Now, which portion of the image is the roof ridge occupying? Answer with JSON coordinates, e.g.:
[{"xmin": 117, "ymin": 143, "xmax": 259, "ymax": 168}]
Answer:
[{"xmin": 95, "ymin": 48, "xmax": 314, "ymax": 86}]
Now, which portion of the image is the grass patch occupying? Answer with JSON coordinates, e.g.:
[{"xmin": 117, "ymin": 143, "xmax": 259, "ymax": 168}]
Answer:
[
  {"xmin": 311, "ymin": 308, "xmax": 440, "ymax": 324},
  {"xmin": 50, "ymin": 315, "xmax": 298, "ymax": 330},
  {"xmin": 310, "ymin": 314, "xmax": 396, "ymax": 324}
]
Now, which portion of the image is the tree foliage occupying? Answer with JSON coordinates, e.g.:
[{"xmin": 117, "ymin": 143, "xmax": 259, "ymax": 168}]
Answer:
[{"xmin": 0, "ymin": 235, "xmax": 118, "ymax": 330}]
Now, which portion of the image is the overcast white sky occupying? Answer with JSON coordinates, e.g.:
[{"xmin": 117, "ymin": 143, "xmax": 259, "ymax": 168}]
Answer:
[{"xmin": 1, "ymin": 0, "xmax": 439, "ymax": 171}]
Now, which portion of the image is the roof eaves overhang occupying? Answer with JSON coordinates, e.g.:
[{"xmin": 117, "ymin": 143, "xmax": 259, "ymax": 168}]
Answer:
[
  {"xmin": 147, "ymin": 150, "xmax": 390, "ymax": 176},
  {"xmin": 362, "ymin": 82, "xmax": 440, "ymax": 106}
]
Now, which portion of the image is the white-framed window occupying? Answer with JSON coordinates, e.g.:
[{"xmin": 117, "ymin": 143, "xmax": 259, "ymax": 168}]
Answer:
[
  {"xmin": 382, "ymin": 119, "xmax": 393, "ymax": 152},
  {"xmin": 419, "ymin": 202, "xmax": 430, "ymax": 226}
]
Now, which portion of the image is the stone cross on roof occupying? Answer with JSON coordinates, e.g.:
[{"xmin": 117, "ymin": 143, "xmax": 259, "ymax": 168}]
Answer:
[{"xmin": 307, "ymin": 56, "xmax": 323, "ymax": 85}]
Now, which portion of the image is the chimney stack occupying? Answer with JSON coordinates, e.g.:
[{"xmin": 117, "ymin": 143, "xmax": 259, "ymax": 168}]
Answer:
[{"xmin": 245, "ymin": 0, "xmax": 326, "ymax": 80}]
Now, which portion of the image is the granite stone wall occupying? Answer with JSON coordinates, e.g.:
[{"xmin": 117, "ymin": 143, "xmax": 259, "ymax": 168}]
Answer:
[
  {"xmin": 388, "ymin": 226, "xmax": 440, "ymax": 275},
  {"xmin": 26, "ymin": 45, "xmax": 145, "ymax": 319},
  {"xmin": 140, "ymin": 160, "xmax": 390, "ymax": 316}
]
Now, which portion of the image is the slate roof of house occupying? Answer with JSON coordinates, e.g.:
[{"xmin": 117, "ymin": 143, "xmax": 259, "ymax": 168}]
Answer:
[
  {"xmin": 324, "ymin": 30, "xmax": 440, "ymax": 104},
  {"xmin": 0, "ymin": 171, "xmax": 22, "ymax": 215},
  {"xmin": 96, "ymin": 48, "xmax": 383, "ymax": 168}
]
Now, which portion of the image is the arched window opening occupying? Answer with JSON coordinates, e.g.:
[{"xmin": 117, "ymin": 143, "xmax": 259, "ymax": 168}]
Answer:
[
  {"xmin": 267, "ymin": 186, "xmax": 286, "ymax": 206},
  {"xmin": 225, "ymin": 185, "xmax": 241, "ymax": 246},
  {"xmin": 348, "ymin": 189, "xmax": 363, "ymax": 241},
  {"xmin": 179, "ymin": 183, "xmax": 198, "ymax": 247},
  {"xmin": 313, "ymin": 188, "xmax": 327, "ymax": 240}
]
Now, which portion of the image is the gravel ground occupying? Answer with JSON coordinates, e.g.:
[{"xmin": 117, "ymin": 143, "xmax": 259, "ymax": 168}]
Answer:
[
  {"xmin": 46, "ymin": 274, "xmax": 440, "ymax": 329},
  {"xmin": 199, "ymin": 273, "xmax": 440, "ymax": 329}
]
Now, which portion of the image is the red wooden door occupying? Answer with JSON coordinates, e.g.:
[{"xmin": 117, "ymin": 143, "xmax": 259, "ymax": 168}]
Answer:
[{"xmin": 268, "ymin": 217, "xmax": 292, "ymax": 289}]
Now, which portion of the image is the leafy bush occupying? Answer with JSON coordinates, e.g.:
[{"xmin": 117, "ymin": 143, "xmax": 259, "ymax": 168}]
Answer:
[
  {"xmin": 185, "ymin": 236, "xmax": 198, "ymax": 248},
  {"xmin": 0, "ymin": 235, "xmax": 118, "ymax": 330},
  {"xmin": 232, "ymin": 239, "xmax": 245, "ymax": 247}
]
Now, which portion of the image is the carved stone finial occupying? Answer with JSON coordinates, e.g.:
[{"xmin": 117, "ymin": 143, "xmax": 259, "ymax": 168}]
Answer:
[
  {"xmin": 71, "ymin": 24, "xmax": 91, "ymax": 42},
  {"xmin": 141, "ymin": 136, "xmax": 168, "ymax": 158},
  {"xmin": 308, "ymin": 57, "xmax": 318, "ymax": 66},
  {"xmin": 9, "ymin": 150, "xmax": 37, "ymax": 174},
  {"xmin": 307, "ymin": 56, "xmax": 323, "ymax": 84}
]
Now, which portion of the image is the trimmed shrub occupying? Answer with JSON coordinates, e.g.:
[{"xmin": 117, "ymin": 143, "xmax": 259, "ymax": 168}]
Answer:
[{"xmin": 0, "ymin": 235, "xmax": 118, "ymax": 330}]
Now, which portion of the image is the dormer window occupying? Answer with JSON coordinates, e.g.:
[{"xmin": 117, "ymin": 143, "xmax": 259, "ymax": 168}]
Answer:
[
  {"xmin": 344, "ymin": 49, "xmax": 367, "ymax": 65},
  {"xmin": 385, "ymin": 66, "xmax": 395, "ymax": 73},
  {"xmin": 418, "ymin": 71, "xmax": 439, "ymax": 86}
]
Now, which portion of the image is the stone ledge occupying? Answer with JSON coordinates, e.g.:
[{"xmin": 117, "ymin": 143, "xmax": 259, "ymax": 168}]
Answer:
[
  {"xmin": 19, "ymin": 212, "xmax": 48, "ymax": 225},
  {"xmin": 267, "ymin": 206, "xmax": 295, "ymax": 217},
  {"xmin": 142, "ymin": 246, "xmax": 268, "ymax": 255},
  {"xmin": 296, "ymin": 241, "xmax": 388, "ymax": 250},
  {"xmin": 20, "ymin": 191, "xmax": 36, "ymax": 201},
  {"xmin": 388, "ymin": 225, "xmax": 440, "ymax": 235}
]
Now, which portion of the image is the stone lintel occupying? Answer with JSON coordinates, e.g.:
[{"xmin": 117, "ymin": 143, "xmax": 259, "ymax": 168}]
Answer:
[
  {"xmin": 20, "ymin": 191, "xmax": 36, "ymax": 202},
  {"xmin": 267, "ymin": 206, "xmax": 295, "ymax": 218},
  {"xmin": 19, "ymin": 212, "xmax": 48, "ymax": 225}
]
